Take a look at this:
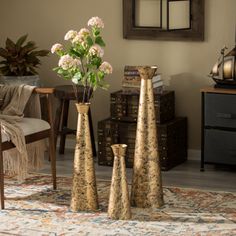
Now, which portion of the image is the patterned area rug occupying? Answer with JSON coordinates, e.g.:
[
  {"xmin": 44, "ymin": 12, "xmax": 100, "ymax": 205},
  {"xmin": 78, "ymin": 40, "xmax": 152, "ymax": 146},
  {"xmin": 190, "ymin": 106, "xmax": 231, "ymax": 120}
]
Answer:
[{"xmin": 0, "ymin": 174, "xmax": 235, "ymax": 236}]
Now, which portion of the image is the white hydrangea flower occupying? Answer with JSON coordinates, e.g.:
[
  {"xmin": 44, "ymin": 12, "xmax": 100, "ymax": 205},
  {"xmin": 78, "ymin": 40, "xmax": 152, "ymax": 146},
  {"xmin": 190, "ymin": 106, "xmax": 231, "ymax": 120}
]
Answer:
[
  {"xmin": 88, "ymin": 16, "xmax": 104, "ymax": 29},
  {"xmin": 51, "ymin": 43, "xmax": 63, "ymax": 54},
  {"xmin": 64, "ymin": 30, "xmax": 78, "ymax": 41},
  {"xmin": 88, "ymin": 44, "xmax": 104, "ymax": 58},
  {"xmin": 72, "ymin": 28, "xmax": 90, "ymax": 44},
  {"xmin": 78, "ymin": 28, "xmax": 90, "ymax": 39},
  {"xmin": 73, "ymin": 58, "xmax": 81, "ymax": 67},
  {"xmin": 99, "ymin": 61, "xmax": 113, "ymax": 74},
  {"xmin": 72, "ymin": 35, "xmax": 80, "ymax": 44},
  {"xmin": 58, "ymin": 55, "xmax": 75, "ymax": 70}
]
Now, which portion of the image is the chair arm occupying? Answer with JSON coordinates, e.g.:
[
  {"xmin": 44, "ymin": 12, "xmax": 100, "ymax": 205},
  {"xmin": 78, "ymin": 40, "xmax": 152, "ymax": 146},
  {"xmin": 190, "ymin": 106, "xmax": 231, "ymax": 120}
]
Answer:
[{"xmin": 34, "ymin": 87, "xmax": 55, "ymax": 94}]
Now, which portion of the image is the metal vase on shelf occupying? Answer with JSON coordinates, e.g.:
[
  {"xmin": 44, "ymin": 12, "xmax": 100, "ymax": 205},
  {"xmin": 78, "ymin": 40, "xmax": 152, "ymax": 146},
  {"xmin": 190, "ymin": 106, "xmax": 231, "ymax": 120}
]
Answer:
[
  {"xmin": 131, "ymin": 66, "xmax": 164, "ymax": 208},
  {"xmin": 108, "ymin": 144, "xmax": 131, "ymax": 220},
  {"xmin": 70, "ymin": 103, "xmax": 98, "ymax": 212}
]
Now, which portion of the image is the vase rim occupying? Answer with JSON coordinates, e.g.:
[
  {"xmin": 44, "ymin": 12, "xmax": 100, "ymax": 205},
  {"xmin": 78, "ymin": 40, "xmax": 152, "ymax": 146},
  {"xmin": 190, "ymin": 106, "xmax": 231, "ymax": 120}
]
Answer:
[
  {"xmin": 111, "ymin": 144, "xmax": 127, "ymax": 149},
  {"xmin": 75, "ymin": 102, "xmax": 91, "ymax": 106},
  {"xmin": 75, "ymin": 102, "xmax": 90, "ymax": 113},
  {"xmin": 136, "ymin": 65, "xmax": 158, "ymax": 69}
]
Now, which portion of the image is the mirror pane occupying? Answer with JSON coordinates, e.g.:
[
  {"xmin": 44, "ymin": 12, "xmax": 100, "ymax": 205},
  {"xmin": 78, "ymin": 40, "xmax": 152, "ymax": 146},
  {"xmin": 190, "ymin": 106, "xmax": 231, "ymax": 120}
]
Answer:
[
  {"xmin": 135, "ymin": 0, "xmax": 162, "ymax": 27},
  {"xmin": 168, "ymin": 1, "xmax": 190, "ymax": 30}
]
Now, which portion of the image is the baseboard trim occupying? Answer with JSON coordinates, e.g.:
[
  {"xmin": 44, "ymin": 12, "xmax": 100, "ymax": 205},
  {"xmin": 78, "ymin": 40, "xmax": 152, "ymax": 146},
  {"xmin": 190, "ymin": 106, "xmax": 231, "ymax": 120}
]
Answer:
[{"xmin": 61, "ymin": 138, "xmax": 201, "ymax": 161}]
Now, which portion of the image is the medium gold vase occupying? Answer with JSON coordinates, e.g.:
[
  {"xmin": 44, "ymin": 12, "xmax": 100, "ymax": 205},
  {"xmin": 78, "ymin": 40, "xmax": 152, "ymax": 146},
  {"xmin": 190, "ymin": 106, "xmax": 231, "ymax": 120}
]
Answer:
[
  {"xmin": 108, "ymin": 144, "xmax": 131, "ymax": 220},
  {"xmin": 70, "ymin": 103, "xmax": 98, "ymax": 211},
  {"xmin": 131, "ymin": 66, "xmax": 164, "ymax": 208}
]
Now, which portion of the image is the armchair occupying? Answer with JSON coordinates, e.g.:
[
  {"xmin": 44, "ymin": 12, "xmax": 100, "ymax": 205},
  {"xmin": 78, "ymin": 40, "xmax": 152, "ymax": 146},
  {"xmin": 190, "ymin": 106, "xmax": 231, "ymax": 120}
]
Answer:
[{"xmin": 0, "ymin": 87, "xmax": 56, "ymax": 209}]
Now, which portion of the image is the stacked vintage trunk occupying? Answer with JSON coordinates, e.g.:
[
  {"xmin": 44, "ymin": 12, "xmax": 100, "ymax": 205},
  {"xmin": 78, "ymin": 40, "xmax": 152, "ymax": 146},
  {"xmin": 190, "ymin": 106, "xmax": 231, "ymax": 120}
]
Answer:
[{"xmin": 97, "ymin": 89, "xmax": 188, "ymax": 170}]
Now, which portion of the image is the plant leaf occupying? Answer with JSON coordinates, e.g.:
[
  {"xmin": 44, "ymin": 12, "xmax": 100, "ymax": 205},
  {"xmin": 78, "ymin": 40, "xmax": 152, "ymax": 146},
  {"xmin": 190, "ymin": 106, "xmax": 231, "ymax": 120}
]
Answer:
[
  {"xmin": 70, "ymin": 48, "xmax": 82, "ymax": 57},
  {"xmin": 0, "ymin": 48, "xmax": 9, "ymax": 58},
  {"xmin": 28, "ymin": 66, "xmax": 38, "ymax": 75},
  {"xmin": 5, "ymin": 38, "xmax": 16, "ymax": 51},
  {"xmin": 20, "ymin": 41, "xmax": 37, "ymax": 56},
  {"xmin": 95, "ymin": 36, "xmax": 105, "ymax": 47},
  {"xmin": 16, "ymin": 34, "xmax": 28, "ymax": 48},
  {"xmin": 31, "ymin": 50, "xmax": 49, "ymax": 57},
  {"xmin": 86, "ymin": 36, "xmax": 93, "ymax": 47}
]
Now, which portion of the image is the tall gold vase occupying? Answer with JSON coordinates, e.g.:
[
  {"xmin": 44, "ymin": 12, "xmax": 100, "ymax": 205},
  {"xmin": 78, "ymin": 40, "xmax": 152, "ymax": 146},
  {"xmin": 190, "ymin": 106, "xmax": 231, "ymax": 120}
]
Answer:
[
  {"xmin": 108, "ymin": 144, "xmax": 131, "ymax": 220},
  {"xmin": 131, "ymin": 66, "xmax": 164, "ymax": 208},
  {"xmin": 70, "ymin": 103, "xmax": 98, "ymax": 211}
]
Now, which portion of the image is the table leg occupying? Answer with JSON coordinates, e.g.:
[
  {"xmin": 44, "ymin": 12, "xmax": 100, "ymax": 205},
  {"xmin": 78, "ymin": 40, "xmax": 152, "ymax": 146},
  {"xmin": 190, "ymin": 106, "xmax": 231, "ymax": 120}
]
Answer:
[
  {"xmin": 59, "ymin": 100, "xmax": 70, "ymax": 154},
  {"xmin": 54, "ymin": 99, "xmax": 63, "ymax": 151},
  {"xmin": 201, "ymin": 92, "xmax": 205, "ymax": 172}
]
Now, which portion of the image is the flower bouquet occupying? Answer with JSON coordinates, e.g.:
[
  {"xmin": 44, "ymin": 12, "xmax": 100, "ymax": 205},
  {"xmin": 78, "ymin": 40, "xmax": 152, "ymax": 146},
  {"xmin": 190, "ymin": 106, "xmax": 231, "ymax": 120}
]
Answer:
[
  {"xmin": 51, "ymin": 16, "xmax": 112, "ymax": 103},
  {"xmin": 51, "ymin": 17, "xmax": 112, "ymax": 212}
]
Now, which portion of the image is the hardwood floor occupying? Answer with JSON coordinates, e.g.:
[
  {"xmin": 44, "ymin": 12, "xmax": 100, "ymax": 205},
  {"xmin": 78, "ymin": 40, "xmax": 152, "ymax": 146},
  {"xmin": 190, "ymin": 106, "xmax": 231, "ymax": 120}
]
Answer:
[{"xmin": 40, "ymin": 148, "xmax": 236, "ymax": 192}]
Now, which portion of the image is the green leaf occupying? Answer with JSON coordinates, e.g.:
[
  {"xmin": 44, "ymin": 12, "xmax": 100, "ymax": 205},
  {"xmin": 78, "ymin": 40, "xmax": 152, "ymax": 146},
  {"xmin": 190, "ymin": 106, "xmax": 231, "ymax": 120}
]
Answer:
[
  {"xmin": 92, "ymin": 28, "xmax": 100, "ymax": 37},
  {"xmin": 70, "ymin": 48, "xmax": 82, "ymax": 57},
  {"xmin": 16, "ymin": 34, "xmax": 28, "ymax": 48},
  {"xmin": 95, "ymin": 36, "xmax": 105, "ymax": 47},
  {"xmin": 73, "ymin": 71, "xmax": 82, "ymax": 80},
  {"xmin": 88, "ymin": 72, "xmax": 96, "ymax": 84},
  {"xmin": 90, "ymin": 57, "xmax": 102, "ymax": 68},
  {"xmin": 99, "ymin": 81, "xmax": 110, "ymax": 90},
  {"xmin": 53, "ymin": 67, "xmax": 60, "ymax": 72},
  {"xmin": 58, "ymin": 68, "xmax": 66, "ymax": 75},
  {"xmin": 20, "ymin": 41, "xmax": 37, "ymax": 56},
  {"xmin": 28, "ymin": 66, "xmax": 38, "ymax": 75},
  {"xmin": 86, "ymin": 36, "xmax": 93, "ymax": 47},
  {"xmin": 97, "ymin": 70, "xmax": 105, "ymax": 80},
  {"xmin": 31, "ymin": 50, "xmax": 49, "ymax": 57},
  {"xmin": 0, "ymin": 48, "xmax": 9, "ymax": 58},
  {"xmin": 5, "ymin": 38, "xmax": 16, "ymax": 51}
]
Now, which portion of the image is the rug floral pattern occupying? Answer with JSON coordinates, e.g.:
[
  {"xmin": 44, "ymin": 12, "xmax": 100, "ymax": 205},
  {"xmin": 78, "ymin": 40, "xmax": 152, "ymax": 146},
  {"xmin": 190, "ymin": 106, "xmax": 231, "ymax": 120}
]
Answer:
[{"xmin": 0, "ymin": 174, "xmax": 235, "ymax": 236}]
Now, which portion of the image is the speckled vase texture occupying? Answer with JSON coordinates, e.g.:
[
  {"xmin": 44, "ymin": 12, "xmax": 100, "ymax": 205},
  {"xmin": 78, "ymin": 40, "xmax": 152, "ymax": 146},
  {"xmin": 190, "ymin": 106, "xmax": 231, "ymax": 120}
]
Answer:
[
  {"xmin": 108, "ymin": 144, "xmax": 132, "ymax": 220},
  {"xmin": 131, "ymin": 66, "xmax": 164, "ymax": 208},
  {"xmin": 70, "ymin": 103, "xmax": 98, "ymax": 212}
]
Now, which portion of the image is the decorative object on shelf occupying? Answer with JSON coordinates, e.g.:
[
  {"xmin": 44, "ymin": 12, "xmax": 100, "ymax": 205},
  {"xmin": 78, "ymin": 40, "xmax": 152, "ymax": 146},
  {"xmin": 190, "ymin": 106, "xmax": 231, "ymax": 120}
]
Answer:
[
  {"xmin": 70, "ymin": 103, "xmax": 98, "ymax": 211},
  {"xmin": 108, "ymin": 144, "xmax": 131, "ymax": 220},
  {"xmin": 51, "ymin": 16, "xmax": 112, "ymax": 211},
  {"xmin": 209, "ymin": 36, "xmax": 236, "ymax": 88},
  {"xmin": 0, "ymin": 35, "xmax": 49, "ymax": 86},
  {"xmin": 131, "ymin": 66, "xmax": 164, "ymax": 208}
]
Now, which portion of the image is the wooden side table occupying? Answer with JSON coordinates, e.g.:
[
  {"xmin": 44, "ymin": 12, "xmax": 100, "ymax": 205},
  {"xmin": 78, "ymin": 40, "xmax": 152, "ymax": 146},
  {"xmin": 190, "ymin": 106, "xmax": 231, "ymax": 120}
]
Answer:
[{"xmin": 54, "ymin": 85, "xmax": 96, "ymax": 156}]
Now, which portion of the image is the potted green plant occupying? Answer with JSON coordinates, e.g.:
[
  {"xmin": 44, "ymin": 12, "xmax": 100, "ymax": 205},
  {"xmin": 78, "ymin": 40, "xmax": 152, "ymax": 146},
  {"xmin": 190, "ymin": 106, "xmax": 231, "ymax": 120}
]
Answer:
[{"xmin": 0, "ymin": 34, "xmax": 49, "ymax": 86}]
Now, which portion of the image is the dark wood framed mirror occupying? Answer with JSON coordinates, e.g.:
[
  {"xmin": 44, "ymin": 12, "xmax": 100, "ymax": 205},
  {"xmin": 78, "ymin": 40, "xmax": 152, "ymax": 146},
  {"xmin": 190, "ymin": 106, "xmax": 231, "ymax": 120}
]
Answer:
[{"xmin": 123, "ymin": 0, "xmax": 204, "ymax": 41}]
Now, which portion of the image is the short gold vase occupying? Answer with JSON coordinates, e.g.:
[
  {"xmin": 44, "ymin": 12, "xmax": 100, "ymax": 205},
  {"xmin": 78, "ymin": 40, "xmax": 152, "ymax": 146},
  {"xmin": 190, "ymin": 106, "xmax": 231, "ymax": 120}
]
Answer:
[
  {"xmin": 70, "ymin": 103, "xmax": 98, "ymax": 211},
  {"xmin": 131, "ymin": 66, "xmax": 164, "ymax": 208},
  {"xmin": 108, "ymin": 144, "xmax": 131, "ymax": 220}
]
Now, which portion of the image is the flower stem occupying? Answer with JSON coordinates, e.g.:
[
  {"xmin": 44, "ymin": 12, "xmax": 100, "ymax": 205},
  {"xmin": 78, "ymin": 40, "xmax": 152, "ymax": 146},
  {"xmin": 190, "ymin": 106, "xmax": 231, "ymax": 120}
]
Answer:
[
  {"xmin": 72, "ymin": 84, "xmax": 79, "ymax": 103},
  {"xmin": 81, "ymin": 59, "xmax": 87, "ymax": 103},
  {"xmin": 87, "ymin": 86, "xmax": 92, "ymax": 102}
]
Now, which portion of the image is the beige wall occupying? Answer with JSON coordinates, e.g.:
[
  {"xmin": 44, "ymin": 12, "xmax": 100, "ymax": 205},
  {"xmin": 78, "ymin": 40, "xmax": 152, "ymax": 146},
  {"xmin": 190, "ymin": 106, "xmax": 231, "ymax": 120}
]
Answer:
[{"xmin": 0, "ymin": 0, "xmax": 235, "ymax": 149}]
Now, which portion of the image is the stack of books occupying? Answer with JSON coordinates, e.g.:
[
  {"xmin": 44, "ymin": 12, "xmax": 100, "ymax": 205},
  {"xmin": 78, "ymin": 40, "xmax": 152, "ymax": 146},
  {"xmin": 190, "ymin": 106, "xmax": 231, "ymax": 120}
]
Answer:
[{"xmin": 122, "ymin": 65, "xmax": 163, "ymax": 93}]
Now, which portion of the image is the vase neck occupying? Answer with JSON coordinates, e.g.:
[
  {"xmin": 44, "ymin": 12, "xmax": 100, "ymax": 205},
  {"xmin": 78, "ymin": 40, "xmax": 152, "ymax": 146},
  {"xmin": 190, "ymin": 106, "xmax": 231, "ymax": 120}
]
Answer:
[
  {"xmin": 75, "ymin": 102, "xmax": 90, "ymax": 114},
  {"xmin": 111, "ymin": 144, "xmax": 127, "ymax": 157},
  {"xmin": 137, "ymin": 66, "xmax": 157, "ymax": 80}
]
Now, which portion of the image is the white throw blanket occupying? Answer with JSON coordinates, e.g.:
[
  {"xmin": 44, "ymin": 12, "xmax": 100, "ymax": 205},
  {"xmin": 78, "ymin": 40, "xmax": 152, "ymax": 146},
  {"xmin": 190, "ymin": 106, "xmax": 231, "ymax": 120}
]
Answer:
[{"xmin": 0, "ymin": 85, "xmax": 45, "ymax": 181}]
